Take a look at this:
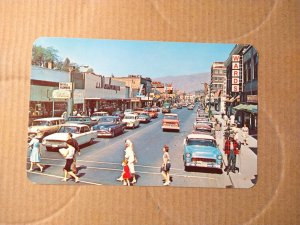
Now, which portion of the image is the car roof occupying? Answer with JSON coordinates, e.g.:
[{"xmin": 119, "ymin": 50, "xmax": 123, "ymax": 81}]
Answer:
[
  {"xmin": 164, "ymin": 113, "xmax": 178, "ymax": 116},
  {"xmin": 195, "ymin": 124, "xmax": 211, "ymax": 129},
  {"xmin": 187, "ymin": 133, "xmax": 215, "ymax": 140},
  {"xmin": 124, "ymin": 113, "xmax": 137, "ymax": 116},
  {"xmin": 60, "ymin": 123, "xmax": 88, "ymax": 128},
  {"xmin": 34, "ymin": 117, "xmax": 64, "ymax": 121},
  {"xmin": 93, "ymin": 111, "xmax": 108, "ymax": 114},
  {"xmin": 69, "ymin": 116, "xmax": 90, "ymax": 118}
]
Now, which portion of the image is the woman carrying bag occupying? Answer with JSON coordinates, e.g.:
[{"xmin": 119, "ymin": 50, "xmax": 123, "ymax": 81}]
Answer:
[
  {"xmin": 28, "ymin": 131, "xmax": 44, "ymax": 172},
  {"xmin": 59, "ymin": 139, "xmax": 80, "ymax": 183}
]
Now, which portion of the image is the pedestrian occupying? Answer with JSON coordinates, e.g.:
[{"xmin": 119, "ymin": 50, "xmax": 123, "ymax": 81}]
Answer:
[
  {"xmin": 117, "ymin": 139, "xmax": 137, "ymax": 184},
  {"xmin": 67, "ymin": 133, "xmax": 80, "ymax": 174},
  {"xmin": 230, "ymin": 114, "xmax": 235, "ymax": 125},
  {"xmin": 242, "ymin": 123, "xmax": 249, "ymax": 145},
  {"xmin": 28, "ymin": 131, "xmax": 44, "ymax": 172},
  {"xmin": 60, "ymin": 141, "xmax": 80, "ymax": 183},
  {"xmin": 224, "ymin": 135, "xmax": 240, "ymax": 174},
  {"xmin": 223, "ymin": 114, "xmax": 229, "ymax": 126},
  {"xmin": 121, "ymin": 159, "xmax": 131, "ymax": 186},
  {"xmin": 161, "ymin": 145, "xmax": 171, "ymax": 186}
]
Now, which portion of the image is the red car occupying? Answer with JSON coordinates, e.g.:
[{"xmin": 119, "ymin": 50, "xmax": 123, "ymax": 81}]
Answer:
[{"xmin": 162, "ymin": 113, "xmax": 180, "ymax": 132}]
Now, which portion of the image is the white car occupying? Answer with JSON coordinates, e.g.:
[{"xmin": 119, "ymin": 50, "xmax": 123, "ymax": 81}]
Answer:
[
  {"xmin": 42, "ymin": 123, "xmax": 97, "ymax": 151},
  {"xmin": 122, "ymin": 114, "xmax": 140, "ymax": 128},
  {"xmin": 91, "ymin": 111, "xmax": 109, "ymax": 121}
]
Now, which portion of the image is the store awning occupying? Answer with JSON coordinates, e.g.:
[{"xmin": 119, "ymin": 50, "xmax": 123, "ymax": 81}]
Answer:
[{"xmin": 233, "ymin": 104, "xmax": 257, "ymax": 114}]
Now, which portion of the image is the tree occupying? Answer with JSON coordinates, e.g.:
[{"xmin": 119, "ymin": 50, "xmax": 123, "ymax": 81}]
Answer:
[{"xmin": 62, "ymin": 58, "xmax": 71, "ymax": 71}]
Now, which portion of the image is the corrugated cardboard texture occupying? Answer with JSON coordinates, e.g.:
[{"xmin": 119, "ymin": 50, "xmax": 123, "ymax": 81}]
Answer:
[{"xmin": 0, "ymin": 0, "xmax": 299, "ymax": 224}]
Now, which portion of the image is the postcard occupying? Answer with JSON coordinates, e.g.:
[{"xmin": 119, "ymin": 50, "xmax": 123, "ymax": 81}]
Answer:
[{"xmin": 27, "ymin": 38, "xmax": 257, "ymax": 188}]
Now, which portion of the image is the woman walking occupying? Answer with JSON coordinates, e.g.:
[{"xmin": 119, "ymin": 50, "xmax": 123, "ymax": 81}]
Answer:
[
  {"xmin": 60, "ymin": 140, "xmax": 80, "ymax": 183},
  {"xmin": 124, "ymin": 139, "xmax": 137, "ymax": 184},
  {"xmin": 28, "ymin": 131, "xmax": 43, "ymax": 172},
  {"xmin": 161, "ymin": 145, "xmax": 171, "ymax": 186}
]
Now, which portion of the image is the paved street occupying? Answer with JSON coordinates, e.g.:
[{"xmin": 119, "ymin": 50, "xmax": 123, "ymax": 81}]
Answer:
[{"xmin": 27, "ymin": 107, "xmax": 257, "ymax": 188}]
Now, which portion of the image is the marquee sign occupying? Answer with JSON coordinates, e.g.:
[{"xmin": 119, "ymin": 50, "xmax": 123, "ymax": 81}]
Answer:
[{"xmin": 232, "ymin": 54, "xmax": 240, "ymax": 93}]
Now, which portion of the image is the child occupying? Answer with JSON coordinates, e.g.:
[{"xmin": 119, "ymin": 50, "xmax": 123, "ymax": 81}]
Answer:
[{"xmin": 122, "ymin": 159, "xmax": 131, "ymax": 186}]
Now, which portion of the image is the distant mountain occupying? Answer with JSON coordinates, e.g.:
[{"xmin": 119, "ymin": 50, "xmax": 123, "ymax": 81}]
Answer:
[{"xmin": 155, "ymin": 72, "xmax": 210, "ymax": 93}]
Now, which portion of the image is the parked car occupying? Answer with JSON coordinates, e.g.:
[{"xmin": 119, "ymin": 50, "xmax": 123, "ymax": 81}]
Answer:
[
  {"xmin": 162, "ymin": 113, "xmax": 180, "ymax": 132},
  {"xmin": 177, "ymin": 104, "xmax": 182, "ymax": 109},
  {"xmin": 42, "ymin": 124, "xmax": 97, "ymax": 151},
  {"xmin": 91, "ymin": 111, "xmax": 109, "ymax": 121},
  {"xmin": 183, "ymin": 133, "xmax": 222, "ymax": 171},
  {"xmin": 122, "ymin": 114, "xmax": 140, "ymax": 128},
  {"xmin": 92, "ymin": 116, "xmax": 126, "ymax": 137},
  {"xmin": 193, "ymin": 123, "xmax": 213, "ymax": 136},
  {"xmin": 187, "ymin": 104, "xmax": 194, "ymax": 110},
  {"xmin": 162, "ymin": 103, "xmax": 171, "ymax": 113},
  {"xmin": 28, "ymin": 117, "xmax": 65, "ymax": 139},
  {"xmin": 112, "ymin": 110, "xmax": 125, "ymax": 119},
  {"xmin": 66, "ymin": 116, "xmax": 98, "ymax": 127},
  {"xmin": 137, "ymin": 112, "xmax": 151, "ymax": 123},
  {"xmin": 124, "ymin": 109, "xmax": 134, "ymax": 115}
]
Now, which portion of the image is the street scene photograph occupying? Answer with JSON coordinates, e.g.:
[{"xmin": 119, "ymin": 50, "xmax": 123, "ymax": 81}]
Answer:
[{"xmin": 27, "ymin": 38, "xmax": 258, "ymax": 188}]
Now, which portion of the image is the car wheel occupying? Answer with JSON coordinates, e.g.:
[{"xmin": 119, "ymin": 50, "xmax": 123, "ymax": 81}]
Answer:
[{"xmin": 111, "ymin": 131, "xmax": 115, "ymax": 138}]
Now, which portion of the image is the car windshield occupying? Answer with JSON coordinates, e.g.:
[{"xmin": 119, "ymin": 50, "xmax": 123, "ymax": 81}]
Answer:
[
  {"xmin": 187, "ymin": 139, "xmax": 216, "ymax": 147},
  {"xmin": 164, "ymin": 115, "xmax": 178, "ymax": 120},
  {"xmin": 125, "ymin": 116, "xmax": 134, "ymax": 119},
  {"xmin": 92, "ymin": 113, "xmax": 106, "ymax": 117},
  {"xmin": 98, "ymin": 117, "xmax": 114, "ymax": 123},
  {"xmin": 195, "ymin": 128, "xmax": 211, "ymax": 132},
  {"xmin": 58, "ymin": 126, "xmax": 80, "ymax": 134},
  {"xmin": 68, "ymin": 117, "xmax": 82, "ymax": 121},
  {"xmin": 125, "ymin": 109, "xmax": 132, "ymax": 112},
  {"xmin": 32, "ymin": 121, "xmax": 50, "ymax": 126}
]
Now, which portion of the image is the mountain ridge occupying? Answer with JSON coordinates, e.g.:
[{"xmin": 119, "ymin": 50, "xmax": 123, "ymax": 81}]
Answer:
[{"xmin": 154, "ymin": 72, "xmax": 210, "ymax": 93}]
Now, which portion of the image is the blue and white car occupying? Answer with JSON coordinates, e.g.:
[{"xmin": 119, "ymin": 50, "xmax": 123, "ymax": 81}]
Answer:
[{"xmin": 183, "ymin": 133, "xmax": 223, "ymax": 171}]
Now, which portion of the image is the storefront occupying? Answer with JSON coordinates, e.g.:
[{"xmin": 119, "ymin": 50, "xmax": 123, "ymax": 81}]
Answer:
[{"xmin": 84, "ymin": 73, "xmax": 129, "ymax": 115}]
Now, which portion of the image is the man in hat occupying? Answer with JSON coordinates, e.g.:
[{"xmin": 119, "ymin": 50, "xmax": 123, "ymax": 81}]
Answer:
[{"xmin": 224, "ymin": 134, "xmax": 240, "ymax": 174}]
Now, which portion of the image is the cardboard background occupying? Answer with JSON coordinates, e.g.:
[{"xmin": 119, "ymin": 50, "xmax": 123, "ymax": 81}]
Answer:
[{"xmin": 0, "ymin": 0, "xmax": 299, "ymax": 224}]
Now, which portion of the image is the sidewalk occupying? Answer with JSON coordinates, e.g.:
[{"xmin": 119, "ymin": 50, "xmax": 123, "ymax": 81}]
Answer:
[{"xmin": 214, "ymin": 114, "xmax": 258, "ymax": 188}]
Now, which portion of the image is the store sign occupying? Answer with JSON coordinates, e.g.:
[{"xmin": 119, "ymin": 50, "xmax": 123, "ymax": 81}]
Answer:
[
  {"xmin": 232, "ymin": 54, "xmax": 240, "ymax": 93},
  {"xmin": 74, "ymin": 90, "xmax": 85, "ymax": 104},
  {"xmin": 247, "ymin": 95, "xmax": 258, "ymax": 103},
  {"xmin": 52, "ymin": 90, "xmax": 71, "ymax": 99},
  {"xmin": 59, "ymin": 82, "xmax": 72, "ymax": 90}
]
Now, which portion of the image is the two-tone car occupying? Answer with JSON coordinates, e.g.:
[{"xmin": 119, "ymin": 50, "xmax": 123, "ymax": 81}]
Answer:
[
  {"xmin": 66, "ymin": 116, "xmax": 98, "ymax": 127},
  {"xmin": 162, "ymin": 113, "xmax": 180, "ymax": 132},
  {"xmin": 91, "ymin": 116, "xmax": 126, "ymax": 137},
  {"xmin": 91, "ymin": 111, "xmax": 109, "ymax": 121},
  {"xmin": 137, "ymin": 112, "xmax": 151, "ymax": 123},
  {"xmin": 42, "ymin": 123, "xmax": 97, "ymax": 151},
  {"xmin": 122, "ymin": 114, "xmax": 140, "ymax": 128},
  {"xmin": 183, "ymin": 133, "xmax": 222, "ymax": 171},
  {"xmin": 145, "ymin": 108, "xmax": 158, "ymax": 118},
  {"xmin": 28, "ymin": 117, "xmax": 65, "ymax": 139}
]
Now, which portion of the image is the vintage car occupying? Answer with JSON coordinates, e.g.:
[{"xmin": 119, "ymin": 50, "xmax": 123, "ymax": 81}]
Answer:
[
  {"xmin": 124, "ymin": 109, "xmax": 134, "ymax": 115},
  {"xmin": 183, "ymin": 133, "xmax": 222, "ymax": 171},
  {"xmin": 162, "ymin": 104, "xmax": 171, "ymax": 113},
  {"xmin": 187, "ymin": 104, "xmax": 194, "ymax": 110},
  {"xmin": 193, "ymin": 123, "xmax": 214, "ymax": 136},
  {"xmin": 42, "ymin": 124, "xmax": 97, "ymax": 151},
  {"xmin": 137, "ymin": 112, "xmax": 151, "ymax": 123},
  {"xmin": 91, "ymin": 111, "xmax": 109, "ymax": 121},
  {"xmin": 162, "ymin": 113, "xmax": 180, "ymax": 132},
  {"xmin": 122, "ymin": 114, "xmax": 140, "ymax": 128},
  {"xmin": 112, "ymin": 110, "xmax": 125, "ymax": 119},
  {"xmin": 28, "ymin": 117, "xmax": 65, "ymax": 138},
  {"xmin": 66, "ymin": 116, "xmax": 98, "ymax": 127},
  {"xmin": 177, "ymin": 104, "xmax": 182, "ymax": 109},
  {"xmin": 145, "ymin": 108, "xmax": 158, "ymax": 118},
  {"xmin": 92, "ymin": 116, "xmax": 126, "ymax": 137}
]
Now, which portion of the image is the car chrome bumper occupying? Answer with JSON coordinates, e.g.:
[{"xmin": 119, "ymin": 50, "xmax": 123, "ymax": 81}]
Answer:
[{"xmin": 162, "ymin": 126, "xmax": 180, "ymax": 130}]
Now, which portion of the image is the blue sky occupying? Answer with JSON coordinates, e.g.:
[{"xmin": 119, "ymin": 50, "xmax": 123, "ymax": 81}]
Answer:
[{"xmin": 34, "ymin": 38, "xmax": 235, "ymax": 78}]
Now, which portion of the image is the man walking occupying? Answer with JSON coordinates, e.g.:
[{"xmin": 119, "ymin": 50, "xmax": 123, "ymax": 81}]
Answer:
[{"xmin": 224, "ymin": 135, "xmax": 240, "ymax": 174}]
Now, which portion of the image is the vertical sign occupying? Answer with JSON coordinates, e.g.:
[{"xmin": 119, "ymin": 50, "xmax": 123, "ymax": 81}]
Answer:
[{"xmin": 232, "ymin": 54, "xmax": 240, "ymax": 93}]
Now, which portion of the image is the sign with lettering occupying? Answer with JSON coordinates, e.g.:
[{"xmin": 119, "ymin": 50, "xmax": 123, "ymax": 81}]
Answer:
[
  {"xmin": 59, "ymin": 82, "xmax": 72, "ymax": 90},
  {"xmin": 52, "ymin": 90, "xmax": 71, "ymax": 99},
  {"xmin": 232, "ymin": 85, "xmax": 239, "ymax": 92},
  {"xmin": 232, "ymin": 77, "xmax": 239, "ymax": 84},
  {"xmin": 247, "ymin": 95, "xmax": 258, "ymax": 103}
]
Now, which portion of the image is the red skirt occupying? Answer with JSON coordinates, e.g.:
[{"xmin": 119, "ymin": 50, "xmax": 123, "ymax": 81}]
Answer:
[{"xmin": 122, "ymin": 165, "xmax": 131, "ymax": 179}]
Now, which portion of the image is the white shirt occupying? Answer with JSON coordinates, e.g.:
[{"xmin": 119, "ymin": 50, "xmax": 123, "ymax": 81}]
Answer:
[
  {"xmin": 65, "ymin": 145, "xmax": 75, "ymax": 159},
  {"xmin": 125, "ymin": 147, "xmax": 135, "ymax": 163}
]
